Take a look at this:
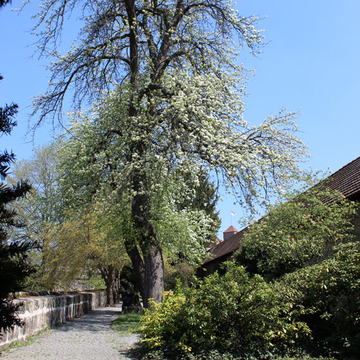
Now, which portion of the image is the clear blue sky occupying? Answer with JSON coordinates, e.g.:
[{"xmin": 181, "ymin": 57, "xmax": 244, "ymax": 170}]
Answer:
[{"xmin": 1, "ymin": 1, "xmax": 359, "ymax": 238}]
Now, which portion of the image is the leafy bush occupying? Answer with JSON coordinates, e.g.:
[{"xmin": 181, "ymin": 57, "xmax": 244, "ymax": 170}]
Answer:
[
  {"xmin": 140, "ymin": 284, "xmax": 186, "ymax": 350},
  {"xmin": 236, "ymin": 189, "xmax": 358, "ymax": 280},
  {"xmin": 139, "ymin": 347, "xmax": 247, "ymax": 360},
  {"xmin": 140, "ymin": 264, "xmax": 310, "ymax": 358},
  {"xmin": 279, "ymin": 242, "xmax": 360, "ymax": 358}
]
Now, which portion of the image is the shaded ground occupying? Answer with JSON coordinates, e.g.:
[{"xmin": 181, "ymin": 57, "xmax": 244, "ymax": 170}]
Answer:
[{"xmin": 1, "ymin": 306, "xmax": 139, "ymax": 360}]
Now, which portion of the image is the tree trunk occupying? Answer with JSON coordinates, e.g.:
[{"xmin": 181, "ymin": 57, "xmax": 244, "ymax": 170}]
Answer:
[
  {"xmin": 100, "ymin": 265, "xmax": 120, "ymax": 306},
  {"xmin": 141, "ymin": 228, "xmax": 164, "ymax": 308},
  {"xmin": 113, "ymin": 270, "xmax": 121, "ymax": 304},
  {"xmin": 106, "ymin": 282, "xmax": 114, "ymax": 306},
  {"xmin": 124, "ymin": 237, "xmax": 145, "ymax": 301},
  {"xmin": 129, "ymin": 185, "xmax": 164, "ymax": 308}
]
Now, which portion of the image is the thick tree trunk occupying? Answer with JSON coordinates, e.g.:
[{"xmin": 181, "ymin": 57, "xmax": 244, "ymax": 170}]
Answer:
[
  {"xmin": 129, "ymin": 184, "xmax": 164, "ymax": 308},
  {"xmin": 125, "ymin": 230, "xmax": 164, "ymax": 308},
  {"xmin": 141, "ymin": 227, "xmax": 164, "ymax": 308}
]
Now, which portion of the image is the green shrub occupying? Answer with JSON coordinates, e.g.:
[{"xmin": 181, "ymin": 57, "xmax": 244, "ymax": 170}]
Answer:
[
  {"xmin": 279, "ymin": 242, "xmax": 360, "ymax": 358},
  {"xmin": 140, "ymin": 286, "xmax": 186, "ymax": 350},
  {"xmin": 140, "ymin": 264, "xmax": 310, "ymax": 358},
  {"xmin": 235, "ymin": 189, "xmax": 359, "ymax": 280},
  {"xmin": 139, "ymin": 347, "xmax": 247, "ymax": 360}
]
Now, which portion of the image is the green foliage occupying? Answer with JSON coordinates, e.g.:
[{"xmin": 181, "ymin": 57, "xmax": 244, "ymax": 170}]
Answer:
[
  {"xmin": 139, "ymin": 348, "xmax": 245, "ymax": 360},
  {"xmin": 39, "ymin": 211, "xmax": 126, "ymax": 293},
  {"xmin": 232, "ymin": 184, "xmax": 360, "ymax": 358},
  {"xmin": 139, "ymin": 349, "xmax": 333, "ymax": 360},
  {"xmin": 139, "ymin": 180, "xmax": 360, "ymax": 358},
  {"xmin": 141, "ymin": 287, "xmax": 187, "ymax": 350},
  {"xmin": 279, "ymin": 242, "xmax": 360, "ymax": 358},
  {"xmin": 164, "ymin": 258, "xmax": 195, "ymax": 291},
  {"xmin": 236, "ymin": 187, "xmax": 359, "ymax": 279},
  {"xmin": 140, "ymin": 264, "xmax": 310, "ymax": 358}
]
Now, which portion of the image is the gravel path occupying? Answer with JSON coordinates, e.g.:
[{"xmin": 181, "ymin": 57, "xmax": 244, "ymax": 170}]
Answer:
[{"xmin": 0, "ymin": 306, "xmax": 139, "ymax": 360}]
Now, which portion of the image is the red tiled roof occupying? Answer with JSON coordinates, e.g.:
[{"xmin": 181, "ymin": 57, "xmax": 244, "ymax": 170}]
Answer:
[
  {"xmin": 203, "ymin": 156, "xmax": 360, "ymax": 266},
  {"xmin": 326, "ymin": 157, "xmax": 360, "ymax": 200}
]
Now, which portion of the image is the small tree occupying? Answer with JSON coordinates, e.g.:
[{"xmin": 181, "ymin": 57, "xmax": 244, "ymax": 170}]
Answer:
[
  {"xmin": 11, "ymin": 143, "xmax": 129, "ymax": 304},
  {"xmin": 41, "ymin": 212, "xmax": 127, "ymax": 304}
]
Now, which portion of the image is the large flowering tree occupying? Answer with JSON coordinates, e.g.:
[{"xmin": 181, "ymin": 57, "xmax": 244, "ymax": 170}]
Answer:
[{"xmin": 29, "ymin": 0, "xmax": 308, "ymax": 307}]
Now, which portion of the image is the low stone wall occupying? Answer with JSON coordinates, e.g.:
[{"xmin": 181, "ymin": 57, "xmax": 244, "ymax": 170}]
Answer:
[{"xmin": 0, "ymin": 291, "xmax": 107, "ymax": 350}]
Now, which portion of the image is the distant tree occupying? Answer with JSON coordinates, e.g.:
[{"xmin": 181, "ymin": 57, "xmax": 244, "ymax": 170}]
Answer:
[
  {"xmin": 10, "ymin": 144, "xmax": 62, "ymax": 245},
  {"xmin": 10, "ymin": 143, "xmax": 127, "ymax": 305},
  {"xmin": 41, "ymin": 212, "xmax": 127, "ymax": 305},
  {"xmin": 0, "ymin": 75, "xmax": 32, "ymax": 336},
  {"xmin": 9, "ymin": 142, "xmax": 68, "ymax": 291}
]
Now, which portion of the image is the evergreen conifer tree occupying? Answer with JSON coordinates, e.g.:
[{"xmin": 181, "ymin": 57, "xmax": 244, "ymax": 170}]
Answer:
[{"xmin": 0, "ymin": 73, "xmax": 32, "ymax": 336}]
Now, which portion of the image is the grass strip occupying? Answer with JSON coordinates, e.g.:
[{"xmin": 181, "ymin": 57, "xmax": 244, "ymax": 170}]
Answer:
[{"xmin": 112, "ymin": 313, "xmax": 142, "ymax": 334}]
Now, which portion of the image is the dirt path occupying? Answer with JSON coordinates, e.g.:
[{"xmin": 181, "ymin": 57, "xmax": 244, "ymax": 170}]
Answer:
[{"xmin": 1, "ymin": 306, "xmax": 139, "ymax": 360}]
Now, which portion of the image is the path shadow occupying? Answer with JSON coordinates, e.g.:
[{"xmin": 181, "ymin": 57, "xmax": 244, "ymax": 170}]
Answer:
[{"xmin": 56, "ymin": 306, "xmax": 122, "ymax": 333}]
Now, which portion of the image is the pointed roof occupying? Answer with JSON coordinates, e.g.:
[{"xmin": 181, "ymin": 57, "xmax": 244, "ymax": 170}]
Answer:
[{"xmin": 223, "ymin": 225, "xmax": 238, "ymax": 233}]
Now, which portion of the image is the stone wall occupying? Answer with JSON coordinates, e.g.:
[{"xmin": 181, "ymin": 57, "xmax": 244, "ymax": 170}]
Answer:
[{"xmin": 0, "ymin": 291, "xmax": 107, "ymax": 350}]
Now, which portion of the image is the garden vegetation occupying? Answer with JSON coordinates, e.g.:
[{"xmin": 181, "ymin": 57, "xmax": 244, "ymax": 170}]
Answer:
[{"xmin": 139, "ymin": 188, "xmax": 360, "ymax": 359}]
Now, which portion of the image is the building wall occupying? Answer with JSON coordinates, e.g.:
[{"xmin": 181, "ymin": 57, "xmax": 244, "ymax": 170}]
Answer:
[{"xmin": 0, "ymin": 291, "xmax": 107, "ymax": 350}]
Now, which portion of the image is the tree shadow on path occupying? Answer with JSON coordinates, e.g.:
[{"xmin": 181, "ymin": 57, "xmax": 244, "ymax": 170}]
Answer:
[{"xmin": 56, "ymin": 306, "xmax": 122, "ymax": 333}]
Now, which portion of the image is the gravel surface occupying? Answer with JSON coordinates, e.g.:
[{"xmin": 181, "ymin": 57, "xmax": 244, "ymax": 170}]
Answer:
[{"xmin": 0, "ymin": 306, "xmax": 139, "ymax": 360}]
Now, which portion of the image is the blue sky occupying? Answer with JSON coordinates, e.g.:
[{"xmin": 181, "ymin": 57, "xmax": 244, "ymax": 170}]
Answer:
[{"xmin": 1, "ymin": 1, "xmax": 359, "ymax": 237}]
